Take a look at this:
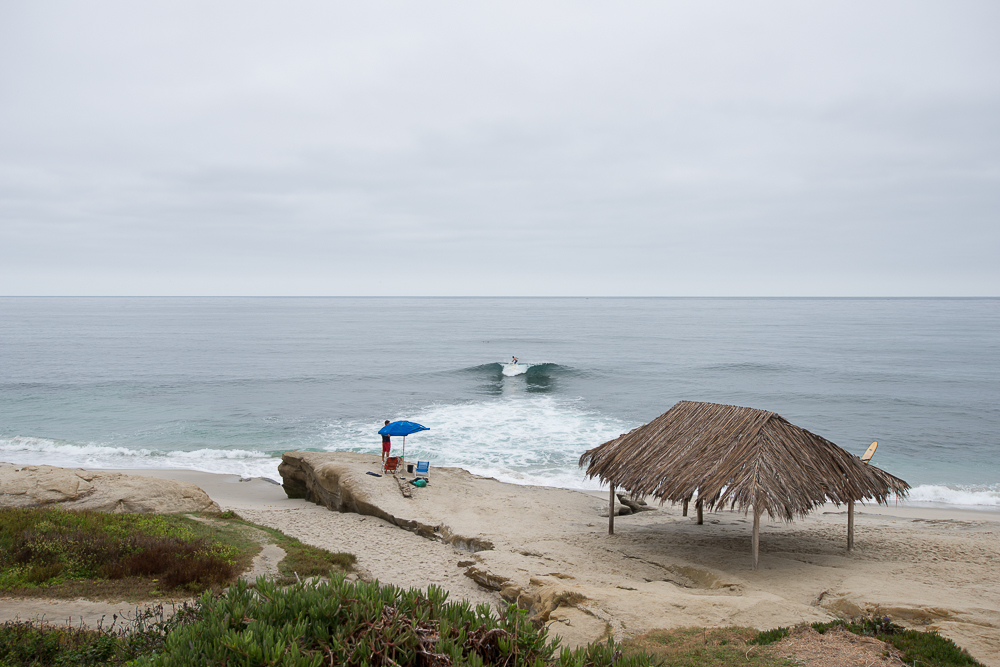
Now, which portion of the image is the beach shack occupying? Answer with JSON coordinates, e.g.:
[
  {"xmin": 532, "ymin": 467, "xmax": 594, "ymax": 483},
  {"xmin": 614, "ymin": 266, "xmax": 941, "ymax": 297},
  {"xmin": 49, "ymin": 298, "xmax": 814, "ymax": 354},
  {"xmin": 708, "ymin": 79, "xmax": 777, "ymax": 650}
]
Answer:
[{"xmin": 579, "ymin": 400, "xmax": 910, "ymax": 569}]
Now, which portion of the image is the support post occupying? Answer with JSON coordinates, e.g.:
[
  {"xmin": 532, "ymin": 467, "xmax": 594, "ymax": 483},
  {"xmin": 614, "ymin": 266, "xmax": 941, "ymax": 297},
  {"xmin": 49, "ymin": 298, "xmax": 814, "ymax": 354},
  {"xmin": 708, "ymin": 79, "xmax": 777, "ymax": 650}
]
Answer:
[
  {"xmin": 752, "ymin": 506, "xmax": 761, "ymax": 570},
  {"xmin": 682, "ymin": 498, "xmax": 689, "ymax": 516},
  {"xmin": 608, "ymin": 484, "xmax": 615, "ymax": 535},
  {"xmin": 847, "ymin": 500, "xmax": 855, "ymax": 552},
  {"xmin": 696, "ymin": 498, "xmax": 703, "ymax": 525}
]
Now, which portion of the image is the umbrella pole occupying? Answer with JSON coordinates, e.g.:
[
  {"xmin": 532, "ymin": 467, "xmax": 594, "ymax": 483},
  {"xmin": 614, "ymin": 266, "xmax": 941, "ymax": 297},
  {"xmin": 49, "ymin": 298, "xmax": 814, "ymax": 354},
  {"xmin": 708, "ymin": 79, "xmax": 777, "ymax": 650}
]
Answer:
[
  {"xmin": 608, "ymin": 483, "xmax": 615, "ymax": 535},
  {"xmin": 752, "ymin": 505, "xmax": 761, "ymax": 570},
  {"xmin": 847, "ymin": 500, "xmax": 855, "ymax": 551},
  {"xmin": 401, "ymin": 436, "xmax": 406, "ymax": 470}
]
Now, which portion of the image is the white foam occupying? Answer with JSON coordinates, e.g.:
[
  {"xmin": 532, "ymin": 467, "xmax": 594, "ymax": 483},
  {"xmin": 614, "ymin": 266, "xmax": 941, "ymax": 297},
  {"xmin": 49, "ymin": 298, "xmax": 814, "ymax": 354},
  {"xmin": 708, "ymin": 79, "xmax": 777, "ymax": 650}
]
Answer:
[
  {"xmin": 0, "ymin": 436, "xmax": 282, "ymax": 481},
  {"xmin": 897, "ymin": 484, "xmax": 1000, "ymax": 509},
  {"xmin": 318, "ymin": 395, "xmax": 636, "ymax": 490},
  {"xmin": 502, "ymin": 363, "xmax": 528, "ymax": 377},
  {"xmin": 7, "ymin": 428, "xmax": 998, "ymax": 509}
]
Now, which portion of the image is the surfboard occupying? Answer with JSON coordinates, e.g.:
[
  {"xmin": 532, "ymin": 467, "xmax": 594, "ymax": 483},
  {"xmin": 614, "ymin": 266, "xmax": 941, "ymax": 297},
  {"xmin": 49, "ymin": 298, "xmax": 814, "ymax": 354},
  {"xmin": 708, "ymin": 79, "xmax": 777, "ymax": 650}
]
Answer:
[{"xmin": 861, "ymin": 441, "xmax": 878, "ymax": 463}]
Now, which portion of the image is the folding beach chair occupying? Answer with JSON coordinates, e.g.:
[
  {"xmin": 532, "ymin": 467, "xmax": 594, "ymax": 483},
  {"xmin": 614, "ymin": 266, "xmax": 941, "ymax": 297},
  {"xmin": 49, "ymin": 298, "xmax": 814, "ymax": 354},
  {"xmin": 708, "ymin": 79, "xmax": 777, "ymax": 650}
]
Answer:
[
  {"xmin": 383, "ymin": 456, "xmax": 401, "ymax": 475},
  {"xmin": 414, "ymin": 460, "xmax": 430, "ymax": 483}
]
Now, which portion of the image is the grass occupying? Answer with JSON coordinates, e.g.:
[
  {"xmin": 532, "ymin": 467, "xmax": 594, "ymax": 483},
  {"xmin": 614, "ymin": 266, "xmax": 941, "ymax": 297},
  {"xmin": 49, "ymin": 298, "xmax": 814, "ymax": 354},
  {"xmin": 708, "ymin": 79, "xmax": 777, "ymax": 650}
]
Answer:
[
  {"xmin": 619, "ymin": 627, "xmax": 797, "ymax": 667},
  {"xmin": 809, "ymin": 617, "xmax": 986, "ymax": 667},
  {"xmin": 0, "ymin": 507, "xmax": 355, "ymax": 601},
  {"xmin": 619, "ymin": 618, "xmax": 985, "ymax": 667}
]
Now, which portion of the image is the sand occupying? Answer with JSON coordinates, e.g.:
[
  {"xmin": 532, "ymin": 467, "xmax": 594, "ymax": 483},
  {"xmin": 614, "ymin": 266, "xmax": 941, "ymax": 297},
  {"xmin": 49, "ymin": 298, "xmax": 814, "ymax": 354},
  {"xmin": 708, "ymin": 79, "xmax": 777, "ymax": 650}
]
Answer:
[{"xmin": 1, "ymin": 463, "xmax": 997, "ymax": 666}]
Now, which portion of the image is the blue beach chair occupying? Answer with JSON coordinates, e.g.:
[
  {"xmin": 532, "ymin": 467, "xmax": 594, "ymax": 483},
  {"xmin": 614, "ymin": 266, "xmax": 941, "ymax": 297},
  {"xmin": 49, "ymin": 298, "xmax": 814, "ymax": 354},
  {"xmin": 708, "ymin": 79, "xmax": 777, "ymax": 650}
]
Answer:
[{"xmin": 415, "ymin": 461, "xmax": 430, "ymax": 483}]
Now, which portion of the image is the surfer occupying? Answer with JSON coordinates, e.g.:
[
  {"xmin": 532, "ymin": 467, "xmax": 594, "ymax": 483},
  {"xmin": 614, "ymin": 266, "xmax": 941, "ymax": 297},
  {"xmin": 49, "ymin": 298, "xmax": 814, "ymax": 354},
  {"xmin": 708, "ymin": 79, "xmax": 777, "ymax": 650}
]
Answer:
[
  {"xmin": 381, "ymin": 420, "xmax": 391, "ymax": 461},
  {"xmin": 511, "ymin": 356, "xmax": 518, "ymax": 365}
]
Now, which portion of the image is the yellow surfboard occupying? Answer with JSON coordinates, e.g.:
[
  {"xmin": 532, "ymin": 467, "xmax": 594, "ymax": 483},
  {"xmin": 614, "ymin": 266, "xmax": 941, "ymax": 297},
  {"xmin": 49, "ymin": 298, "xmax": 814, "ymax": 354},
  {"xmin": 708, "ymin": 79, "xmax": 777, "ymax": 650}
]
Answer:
[{"xmin": 861, "ymin": 441, "xmax": 878, "ymax": 463}]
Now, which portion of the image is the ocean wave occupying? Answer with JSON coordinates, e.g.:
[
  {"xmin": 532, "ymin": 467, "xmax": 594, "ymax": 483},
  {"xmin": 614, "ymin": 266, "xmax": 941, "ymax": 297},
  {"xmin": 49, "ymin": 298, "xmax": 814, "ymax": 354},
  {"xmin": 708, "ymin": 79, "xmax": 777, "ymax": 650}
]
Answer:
[
  {"xmin": 452, "ymin": 362, "xmax": 579, "ymax": 396},
  {"xmin": 898, "ymin": 484, "xmax": 1000, "ymax": 508},
  {"xmin": 317, "ymin": 395, "xmax": 635, "ymax": 491},
  {"xmin": 459, "ymin": 362, "xmax": 575, "ymax": 376},
  {"xmin": 0, "ymin": 436, "xmax": 282, "ymax": 481}
]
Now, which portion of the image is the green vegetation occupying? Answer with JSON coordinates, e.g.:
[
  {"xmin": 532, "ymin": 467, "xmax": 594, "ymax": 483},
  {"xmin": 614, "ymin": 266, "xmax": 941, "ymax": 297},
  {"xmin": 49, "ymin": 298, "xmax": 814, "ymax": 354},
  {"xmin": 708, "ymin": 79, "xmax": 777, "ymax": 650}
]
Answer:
[
  {"xmin": 0, "ymin": 602, "xmax": 198, "ymax": 667},
  {"xmin": 0, "ymin": 507, "xmax": 259, "ymax": 599},
  {"xmin": 0, "ymin": 508, "xmax": 982, "ymax": 666},
  {"xmin": 617, "ymin": 616, "xmax": 985, "ymax": 667},
  {"xmin": 747, "ymin": 626, "xmax": 789, "ymax": 646},
  {"xmin": 0, "ymin": 588, "xmax": 986, "ymax": 667},
  {"xmin": 810, "ymin": 616, "xmax": 985, "ymax": 667},
  {"xmin": 139, "ymin": 575, "xmax": 657, "ymax": 666},
  {"xmin": 0, "ymin": 507, "xmax": 355, "ymax": 601},
  {"xmin": 620, "ymin": 627, "xmax": 795, "ymax": 667}
]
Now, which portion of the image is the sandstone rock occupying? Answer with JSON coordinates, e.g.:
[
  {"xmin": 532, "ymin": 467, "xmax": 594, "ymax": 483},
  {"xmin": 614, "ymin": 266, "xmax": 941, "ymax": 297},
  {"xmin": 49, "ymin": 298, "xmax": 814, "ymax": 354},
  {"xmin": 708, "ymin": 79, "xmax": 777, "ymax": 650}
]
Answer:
[
  {"xmin": 0, "ymin": 463, "xmax": 220, "ymax": 514},
  {"xmin": 616, "ymin": 494, "xmax": 655, "ymax": 512},
  {"xmin": 547, "ymin": 606, "xmax": 610, "ymax": 650},
  {"xmin": 522, "ymin": 582, "xmax": 588, "ymax": 626},
  {"xmin": 464, "ymin": 566, "xmax": 509, "ymax": 591},
  {"xmin": 278, "ymin": 451, "xmax": 496, "ymax": 552},
  {"xmin": 500, "ymin": 584, "xmax": 522, "ymax": 603},
  {"xmin": 598, "ymin": 504, "xmax": 633, "ymax": 517},
  {"xmin": 822, "ymin": 596, "xmax": 864, "ymax": 619}
]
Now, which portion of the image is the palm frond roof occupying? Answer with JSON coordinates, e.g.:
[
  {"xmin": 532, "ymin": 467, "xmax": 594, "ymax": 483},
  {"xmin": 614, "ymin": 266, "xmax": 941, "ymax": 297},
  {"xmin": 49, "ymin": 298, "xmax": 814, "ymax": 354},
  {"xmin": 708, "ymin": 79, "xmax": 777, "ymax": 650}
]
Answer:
[{"xmin": 579, "ymin": 401, "xmax": 909, "ymax": 521}]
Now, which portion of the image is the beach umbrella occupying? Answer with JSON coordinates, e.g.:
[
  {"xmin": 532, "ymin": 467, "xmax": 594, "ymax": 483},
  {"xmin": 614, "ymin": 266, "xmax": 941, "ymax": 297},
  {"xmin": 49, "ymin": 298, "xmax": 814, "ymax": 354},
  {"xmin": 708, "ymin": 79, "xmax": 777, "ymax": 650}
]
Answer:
[{"xmin": 378, "ymin": 421, "xmax": 429, "ymax": 464}]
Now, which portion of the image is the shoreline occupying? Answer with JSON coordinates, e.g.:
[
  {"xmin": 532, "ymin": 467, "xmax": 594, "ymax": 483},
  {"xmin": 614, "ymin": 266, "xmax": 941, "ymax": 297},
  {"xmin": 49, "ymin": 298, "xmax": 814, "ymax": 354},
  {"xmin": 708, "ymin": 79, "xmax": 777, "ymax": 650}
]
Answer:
[
  {"xmin": 5, "ymin": 453, "xmax": 998, "ymax": 514},
  {"xmin": 3, "ymin": 460, "xmax": 999, "ymax": 663}
]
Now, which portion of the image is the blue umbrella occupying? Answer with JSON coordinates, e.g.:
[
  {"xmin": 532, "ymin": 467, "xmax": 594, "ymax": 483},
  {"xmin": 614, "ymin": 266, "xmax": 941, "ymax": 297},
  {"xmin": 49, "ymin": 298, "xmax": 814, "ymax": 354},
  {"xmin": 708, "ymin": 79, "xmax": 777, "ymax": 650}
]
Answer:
[
  {"xmin": 379, "ymin": 421, "xmax": 429, "ymax": 437},
  {"xmin": 378, "ymin": 421, "xmax": 429, "ymax": 464}
]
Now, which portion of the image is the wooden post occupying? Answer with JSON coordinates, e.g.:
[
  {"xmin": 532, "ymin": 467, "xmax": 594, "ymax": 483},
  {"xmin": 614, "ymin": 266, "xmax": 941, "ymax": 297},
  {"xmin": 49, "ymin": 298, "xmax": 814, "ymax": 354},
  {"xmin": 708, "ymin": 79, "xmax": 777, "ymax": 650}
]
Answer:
[
  {"xmin": 847, "ymin": 500, "xmax": 855, "ymax": 552},
  {"xmin": 682, "ymin": 498, "xmax": 689, "ymax": 516},
  {"xmin": 696, "ymin": 498, "xmax": 703, "ymax": 525},
  {"xmin": 608, "ymin": 484, "xmax": 615, "ymax": 535},
  {"xmin": 752, "ymin": 506, "xmax": 761, "ymax": 570}
]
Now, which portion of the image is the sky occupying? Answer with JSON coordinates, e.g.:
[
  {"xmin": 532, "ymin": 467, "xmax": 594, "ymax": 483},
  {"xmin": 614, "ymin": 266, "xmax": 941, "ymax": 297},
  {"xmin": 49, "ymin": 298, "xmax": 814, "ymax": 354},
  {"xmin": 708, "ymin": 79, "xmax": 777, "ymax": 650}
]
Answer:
[{"xmin": 1, "ymin": 2, "xmax": 998, "ymax": 296}]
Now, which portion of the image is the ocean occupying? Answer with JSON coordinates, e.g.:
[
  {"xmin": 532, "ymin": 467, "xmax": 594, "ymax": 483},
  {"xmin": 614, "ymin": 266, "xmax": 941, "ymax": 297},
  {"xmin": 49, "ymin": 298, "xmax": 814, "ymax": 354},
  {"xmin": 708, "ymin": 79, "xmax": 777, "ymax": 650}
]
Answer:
[{"xmin": 1, "ymin": 297, "xmax": 998, "ymax": 509}]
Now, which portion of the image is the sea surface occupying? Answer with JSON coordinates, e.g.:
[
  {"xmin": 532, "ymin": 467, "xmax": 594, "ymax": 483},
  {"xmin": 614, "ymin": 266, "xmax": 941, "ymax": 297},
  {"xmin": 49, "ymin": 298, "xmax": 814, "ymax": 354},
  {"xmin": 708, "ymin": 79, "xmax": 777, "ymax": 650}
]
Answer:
[{"xmin": 1, "ymin": 297, "xmax": 998, "ymax": 509}]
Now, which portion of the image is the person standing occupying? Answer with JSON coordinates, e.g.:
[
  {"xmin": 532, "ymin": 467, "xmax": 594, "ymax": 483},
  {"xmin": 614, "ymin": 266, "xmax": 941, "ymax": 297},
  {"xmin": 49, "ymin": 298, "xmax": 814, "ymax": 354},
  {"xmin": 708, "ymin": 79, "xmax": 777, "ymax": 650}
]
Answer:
[{"xmin": 381, "ymin": 420, "xmax": 391, "ymax": 461}]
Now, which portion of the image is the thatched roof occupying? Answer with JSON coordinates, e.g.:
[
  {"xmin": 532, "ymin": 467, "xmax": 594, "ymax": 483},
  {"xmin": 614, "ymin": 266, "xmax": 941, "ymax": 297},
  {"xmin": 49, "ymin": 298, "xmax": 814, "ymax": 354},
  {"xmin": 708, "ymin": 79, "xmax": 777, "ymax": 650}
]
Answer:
[{"xmin": 580, "ymin": 401, "xmax": 910, "ymax": 521}]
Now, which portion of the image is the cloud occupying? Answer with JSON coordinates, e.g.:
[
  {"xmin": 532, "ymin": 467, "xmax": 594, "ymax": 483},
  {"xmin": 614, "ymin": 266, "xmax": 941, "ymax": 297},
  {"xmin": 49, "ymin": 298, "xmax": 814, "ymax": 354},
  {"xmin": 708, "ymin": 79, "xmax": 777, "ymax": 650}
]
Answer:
[{"xmin": 1, "ymin": 1, "xmax": 998, "ymax": 295}]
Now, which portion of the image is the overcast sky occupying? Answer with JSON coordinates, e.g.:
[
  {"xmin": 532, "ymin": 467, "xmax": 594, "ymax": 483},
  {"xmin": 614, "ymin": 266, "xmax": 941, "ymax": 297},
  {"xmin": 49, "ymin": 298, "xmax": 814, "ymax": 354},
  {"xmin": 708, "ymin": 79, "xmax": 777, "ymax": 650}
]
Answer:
[{"xmin": 1, "ymin": 2, "xmax": 997, "ymax": 296}]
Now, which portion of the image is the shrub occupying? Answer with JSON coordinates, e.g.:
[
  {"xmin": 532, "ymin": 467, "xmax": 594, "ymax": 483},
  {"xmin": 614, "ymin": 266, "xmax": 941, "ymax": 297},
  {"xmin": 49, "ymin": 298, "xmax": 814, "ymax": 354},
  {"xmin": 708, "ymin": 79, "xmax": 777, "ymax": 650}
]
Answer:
[
  {"xmin": 749, "ymin": 626, "xmax": 789, "ymax": 645},
  {"xmin": 810, "ymin": 615, "xmax": 984, "ymax": 667},
  {"xmin": 138, "ymin": 574, "xmax": 656, "ymax": 667},
  {"xmin": 0, "ymin": 508, "xmax": 242, "ymax": 594},
  {"xmin": 0, "ymin": 602, "xmax": 199, "ymax": 667}
]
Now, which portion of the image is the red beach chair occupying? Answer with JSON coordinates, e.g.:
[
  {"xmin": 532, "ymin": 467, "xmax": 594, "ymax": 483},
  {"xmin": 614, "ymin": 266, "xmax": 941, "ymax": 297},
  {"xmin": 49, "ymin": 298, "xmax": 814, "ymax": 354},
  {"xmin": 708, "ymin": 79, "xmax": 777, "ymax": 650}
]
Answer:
[{"xmin": 382, "ymin": 456, "xmax": 401, "ymax": 475}]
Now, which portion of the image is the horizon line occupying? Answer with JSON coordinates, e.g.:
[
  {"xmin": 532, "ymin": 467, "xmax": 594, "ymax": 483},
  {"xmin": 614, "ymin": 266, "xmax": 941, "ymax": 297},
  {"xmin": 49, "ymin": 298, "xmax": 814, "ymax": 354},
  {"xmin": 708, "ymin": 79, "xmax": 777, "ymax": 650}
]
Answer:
[{"xmin": 2, "ymin": 295, "xmax": 997, "ymax": 300}]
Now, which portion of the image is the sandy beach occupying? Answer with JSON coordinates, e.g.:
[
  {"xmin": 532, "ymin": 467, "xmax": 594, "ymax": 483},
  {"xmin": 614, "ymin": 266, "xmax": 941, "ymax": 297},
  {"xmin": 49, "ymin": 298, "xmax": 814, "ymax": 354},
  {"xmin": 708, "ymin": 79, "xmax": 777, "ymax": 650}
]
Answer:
[{"xmin": 2, "ymin": 458, "xmax": 998, "ymax": 665}]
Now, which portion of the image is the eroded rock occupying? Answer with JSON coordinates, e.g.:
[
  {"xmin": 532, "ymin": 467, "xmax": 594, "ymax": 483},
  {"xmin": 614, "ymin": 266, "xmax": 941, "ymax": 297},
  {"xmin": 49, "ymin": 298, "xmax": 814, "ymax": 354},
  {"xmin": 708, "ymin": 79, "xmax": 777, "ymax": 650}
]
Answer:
[
  {"xmin": 279, "ymin": 451, "xmax": 495, "ymax": 552},
  {"xmin": 0, "ymin": 463, "xmax": 220, "ymax": 514},
  {"xmin": 464, "ymin": 566, "xmax": 509, "ymax": 591}
]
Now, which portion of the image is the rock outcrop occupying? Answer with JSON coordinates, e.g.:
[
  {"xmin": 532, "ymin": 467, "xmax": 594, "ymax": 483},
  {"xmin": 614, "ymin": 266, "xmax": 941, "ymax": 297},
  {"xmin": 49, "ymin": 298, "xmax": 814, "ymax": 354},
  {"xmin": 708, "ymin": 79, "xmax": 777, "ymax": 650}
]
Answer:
[
  {"xmin": 279, "ymin": 450, "xmax": 496, "ymax": 551},
  {"xmin": 0, "ymin": 463, "xmax": 220, "ymax": 514}
]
